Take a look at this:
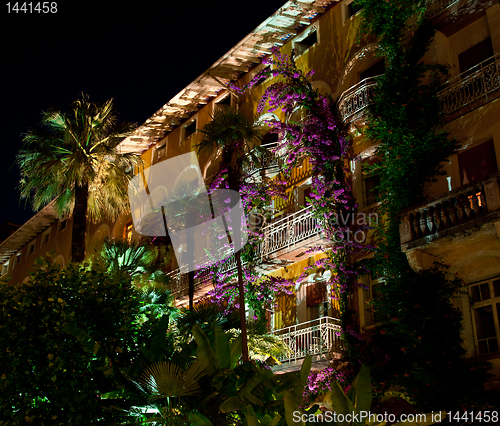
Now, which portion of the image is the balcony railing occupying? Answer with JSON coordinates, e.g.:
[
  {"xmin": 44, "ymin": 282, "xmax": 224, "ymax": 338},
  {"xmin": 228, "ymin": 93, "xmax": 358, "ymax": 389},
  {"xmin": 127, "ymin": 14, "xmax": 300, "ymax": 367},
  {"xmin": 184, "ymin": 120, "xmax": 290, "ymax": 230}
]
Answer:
[
  {"xmin": 272, "ymin": 317, "xmax": 342, "ymax": 364},
  {"xmin": 439, "ymin": 54, "xmax": 500, "ymax": 116},
  {"xmin": 258, "ymin": 206, "xmax": 324, "ymax": 259},
  {"xmin": 426, "ymin": 0, "xmax": 460, "ymax": 18},
  {"xmin": 337, "ymin": 76, "xmax": 379, "ymax": 123},
  {"xmin": 399, "ymin": 173, "xmax": 500, "ymax": 246},
  {"xmin": 166, "ymin": 267, "xmax": 211, "ymax": 299},
  {"xmin": 243, "ymin": 142, "xmax": 284, "ymax": 179}
]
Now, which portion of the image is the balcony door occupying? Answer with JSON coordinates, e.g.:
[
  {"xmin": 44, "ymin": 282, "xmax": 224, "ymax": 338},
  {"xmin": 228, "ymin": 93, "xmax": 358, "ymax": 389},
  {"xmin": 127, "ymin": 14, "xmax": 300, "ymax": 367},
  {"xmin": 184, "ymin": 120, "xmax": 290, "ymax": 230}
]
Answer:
[{"xmin": 458, "ymin": 139, "xmax": 497, "ymax": 186}]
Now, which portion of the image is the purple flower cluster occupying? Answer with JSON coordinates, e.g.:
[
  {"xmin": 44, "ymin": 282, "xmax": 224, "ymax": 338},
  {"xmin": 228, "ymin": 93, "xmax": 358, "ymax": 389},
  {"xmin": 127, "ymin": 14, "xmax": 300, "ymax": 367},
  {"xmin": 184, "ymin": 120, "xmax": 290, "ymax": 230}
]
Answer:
[{"xmin": 302, "ymin": 366, "xmax": 353, "ymax": 408}]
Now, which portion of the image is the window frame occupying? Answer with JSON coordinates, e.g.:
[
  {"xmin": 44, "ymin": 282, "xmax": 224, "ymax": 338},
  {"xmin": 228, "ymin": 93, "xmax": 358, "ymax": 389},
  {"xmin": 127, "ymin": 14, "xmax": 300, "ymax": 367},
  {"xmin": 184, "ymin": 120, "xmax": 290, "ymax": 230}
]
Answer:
[
  {"xmin": 469, "ymin": 276, "xmax": 500, "ymax": 356},
  {"xmin": 292, "ymin": 25, "xmax": 319, "ymax": 57},
  {"xmin": 40, "ymin": 228, "xmax": 51, "ymax": 247}
]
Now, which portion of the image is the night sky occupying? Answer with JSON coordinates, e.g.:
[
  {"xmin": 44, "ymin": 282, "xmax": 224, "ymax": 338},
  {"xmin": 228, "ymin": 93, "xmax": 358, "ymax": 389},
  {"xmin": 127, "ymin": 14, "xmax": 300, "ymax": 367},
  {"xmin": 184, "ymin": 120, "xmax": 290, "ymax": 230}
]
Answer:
[{"xmin": 1, "ymin": 0, "xmax": 287, "ymax": 227}]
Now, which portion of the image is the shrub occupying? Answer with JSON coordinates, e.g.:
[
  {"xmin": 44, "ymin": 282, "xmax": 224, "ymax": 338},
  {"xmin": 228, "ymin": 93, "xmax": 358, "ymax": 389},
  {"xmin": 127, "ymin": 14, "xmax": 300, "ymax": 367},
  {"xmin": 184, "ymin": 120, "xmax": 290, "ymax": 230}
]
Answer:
[{"xmin": 0, "ymin": 258, "xmax": 168, "ymax": 425}]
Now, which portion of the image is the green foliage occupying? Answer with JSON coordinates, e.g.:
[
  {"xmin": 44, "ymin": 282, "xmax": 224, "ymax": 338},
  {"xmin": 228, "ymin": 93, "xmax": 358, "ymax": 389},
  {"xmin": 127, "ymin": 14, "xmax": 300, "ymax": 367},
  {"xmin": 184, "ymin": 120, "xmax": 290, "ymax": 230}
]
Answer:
[
  {"xmin": 0, "ymin": 258, "xmax": 170, "ymax": 424},
  {"xmin": 99, "ymin": 317, "xmax": 311, "ymax": 425},
  {"xmin": 16, "ymin": 94, "xmax": 142, "ymax": 221},
  {"xmin": 315, "ymin": 365, "xmax": 442, "ymax": 426},
  {"xmin": 353, "ymin": 0, "xmax": 494, "ymax": 412}
]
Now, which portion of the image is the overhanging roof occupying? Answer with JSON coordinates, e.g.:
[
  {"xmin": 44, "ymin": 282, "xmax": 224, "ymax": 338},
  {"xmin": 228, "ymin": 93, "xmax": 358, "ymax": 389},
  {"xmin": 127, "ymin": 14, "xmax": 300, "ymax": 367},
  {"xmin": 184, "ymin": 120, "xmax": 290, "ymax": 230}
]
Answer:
[
  {"xmin": 0, "ymin": 200, "xmax": 59, "ymax": 263},
  {"xmin": 118, "ymin": 0, "xmax": 337, "ymax": 153},
  {"xmin": 0, "ymin": 0, "xmax": 336, "ymax": 263}
]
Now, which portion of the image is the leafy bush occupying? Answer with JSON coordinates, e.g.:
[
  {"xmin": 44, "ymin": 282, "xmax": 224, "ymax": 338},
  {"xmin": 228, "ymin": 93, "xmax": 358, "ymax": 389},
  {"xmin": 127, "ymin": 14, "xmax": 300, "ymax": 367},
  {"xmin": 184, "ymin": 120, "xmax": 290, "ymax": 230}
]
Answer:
[{"xmin": 0, "ymin": 257, "xmax": 169, "ymax": 425}]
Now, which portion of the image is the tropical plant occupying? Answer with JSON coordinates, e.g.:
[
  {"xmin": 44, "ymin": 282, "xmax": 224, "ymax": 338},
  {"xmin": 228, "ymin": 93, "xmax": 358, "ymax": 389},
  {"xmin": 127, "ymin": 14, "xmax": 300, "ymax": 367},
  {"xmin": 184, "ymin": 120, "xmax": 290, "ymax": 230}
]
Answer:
[
  {"xmin": 0, "ymin": 257, "xmax": 166, "ymax": 424},
  {"xmin": 312, "ymin": 365, "xmax": 444, "ymax": 426},
  {"xmin": 17, "ymin": 94, "xmax": 143, "ymax": 262},
  {"xmin": 196, "ymin": 108, "xmax": 263, "ymax": 362}
]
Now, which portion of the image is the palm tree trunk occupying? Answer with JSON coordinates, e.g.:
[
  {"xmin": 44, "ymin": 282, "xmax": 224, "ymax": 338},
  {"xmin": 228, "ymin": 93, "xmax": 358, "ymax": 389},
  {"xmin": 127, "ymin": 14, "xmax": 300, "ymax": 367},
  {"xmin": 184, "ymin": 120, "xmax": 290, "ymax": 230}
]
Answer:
[
  {"xmin": 236, "ymin": 251, "xmax": 249, "ymax": 362},
  {"xmin": 72, "ymin": 184, "xmax": 89, "ymax": 262}
]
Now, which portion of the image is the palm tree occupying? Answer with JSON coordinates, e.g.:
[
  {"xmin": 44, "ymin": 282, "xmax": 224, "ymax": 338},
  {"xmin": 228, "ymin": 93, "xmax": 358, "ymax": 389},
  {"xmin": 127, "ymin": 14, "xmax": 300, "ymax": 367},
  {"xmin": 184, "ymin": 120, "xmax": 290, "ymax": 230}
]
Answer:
[
  {"xmin": 196, "ymin": 108, "xmax": 262, "ymax": 363},
  {"xmin": 17, "ymin": 94, "xmax": 142, "ymax": 262}
]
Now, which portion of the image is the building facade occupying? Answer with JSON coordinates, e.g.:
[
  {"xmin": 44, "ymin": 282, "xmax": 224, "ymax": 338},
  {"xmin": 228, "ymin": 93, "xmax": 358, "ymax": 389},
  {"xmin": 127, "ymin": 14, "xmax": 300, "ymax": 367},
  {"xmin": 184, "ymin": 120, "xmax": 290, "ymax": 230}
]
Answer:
[{"xmin": 2, "ymin": 0, "xmax": 500, "ymax": 386}]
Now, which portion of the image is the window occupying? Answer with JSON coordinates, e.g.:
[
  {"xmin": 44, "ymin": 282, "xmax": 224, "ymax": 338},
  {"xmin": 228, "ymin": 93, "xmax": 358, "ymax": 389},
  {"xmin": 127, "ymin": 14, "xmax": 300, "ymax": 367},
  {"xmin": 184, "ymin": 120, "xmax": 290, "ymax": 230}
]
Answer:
[
  {"xmin": 359, "ymin": 59, "xmax": 385, "ymax": 82},
  {"xmin": 294, "ymin": 29, "xmax": 318, "ymax": 56},
  {"xmin": 184, "ymin": 119, "xmax": 197, "ymax": 140},
  {"xmin": 347, "ymin": 0, "xmax": 362, "ymax": 19},
  {"xmin": 214, "ymin": 94, "xmax": 231, "ymax": 114},
  {"xmin": 458, "ymin": 37, "xmax": 494, "ymax": 77},
  {"xmin": 124, "ymin": 221, "xmax": 133, "ymax": 244},
  {"xmin": 470, "ymin": 277, "xmax": 500, "ymax": 355},
  {"xmin": 362, "ymin": 158, "xmax": 380, "ymax": 207},
  {"xmin": 41, "ymin": 228, "xmax": 51, "ymax": 247},
  {"xmin": 57, "ymin": 219, "xmax": 67, "ymax": 233},
  {"xmin": 458, "ymin": 140, "xmax": 497, "ymax": 186},
  {"xmin": 15, "ymin": 252, "xmax": 21, "ymax": 267},
  {"xmin": 155, "ymin": 142, "xmax": 167, "ymax": 162},
  {"xmin": 361, "ymin": 276, "xmax": 384, "ymax": 328},
  {"xmin": 1, "ymin": 261, "xmax": 9, "ymax": 276},
  {"xmin": 370, "ymin": 279, "xmax": 383, "ymax": 324},
  {"xmin": 364, "ymin": 174, "xmax": 380, "ymax": 206},
  {"xmin": 27, "ymin": 241, "xmax": 35, "ymax": 257}
]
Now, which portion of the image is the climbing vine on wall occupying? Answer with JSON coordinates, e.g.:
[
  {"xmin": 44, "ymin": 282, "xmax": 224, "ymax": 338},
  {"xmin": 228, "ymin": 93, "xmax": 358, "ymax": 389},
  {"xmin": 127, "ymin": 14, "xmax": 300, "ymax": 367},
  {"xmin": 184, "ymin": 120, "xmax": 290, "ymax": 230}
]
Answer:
[
  {"xmin": 354, "ymin": 0, "xmax": 491, "ymax": 410},
  {"xmin": 233, "ymin": 48, "xmax": 372, "ymax": 360}
]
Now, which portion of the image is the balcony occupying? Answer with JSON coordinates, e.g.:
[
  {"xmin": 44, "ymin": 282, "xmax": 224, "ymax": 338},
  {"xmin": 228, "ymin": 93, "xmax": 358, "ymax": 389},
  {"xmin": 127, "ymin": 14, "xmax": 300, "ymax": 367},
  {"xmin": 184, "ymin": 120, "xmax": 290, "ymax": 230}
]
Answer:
[
  {"xmin": 337, "ymin": 53, "xmax": 500, "ymax": 126},
  {"xmin": 337, "ymin": 76, "xmax": 378, "ymax": 124},
  {"xmin": 426, "ymin": 0, "xmax": 460, "ymax": 19},
  {"xmin": 271, "ymin": 317, "xmax": 342, "ymax": 372},
  {"xmin": 166, "ymin": 267, "xmax": 212, "ymax": 301},
  {"xmin": 439, "ymin": 53, "xmax": 500, "ymax": 121},
  {"xmin": 243, "ymin": 142, "xmax": 284, "ymax": 180},
  {"xmin": 258, "ymin": 206, "xmax": 327, "ymax": 261},
  {"xmin": 399, "ymin": 172, "xmax": 500, "ymax": 250},
  {"xmin": 165, "ymin": 205, "xmax": 328, "ymax": 299}
]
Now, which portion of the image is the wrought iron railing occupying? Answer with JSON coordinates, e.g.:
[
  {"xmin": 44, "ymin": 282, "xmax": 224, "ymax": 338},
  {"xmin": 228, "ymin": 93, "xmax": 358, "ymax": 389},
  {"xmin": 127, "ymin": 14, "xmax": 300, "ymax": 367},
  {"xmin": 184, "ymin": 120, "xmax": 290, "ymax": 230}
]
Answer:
[
  {"xmin": 439, "ymin": 54, "xmax": 500, "ymax": 116},
  {"xmin": 165, "ymin": 267, "xmax": 211, "ymax": 299},
  {"xmin": 426, "ymin": 0, "xmax": 460, "ymax": 18},
  {"xmin": 337, "ymin": 76, "xmax": 379, "ymax": 123},
  {"xmin": 272, "ymin": 317, "xmax": 342, "ymax": 364},
  {"xmin": 258, "ymin": 206, "xmax": 324, "ymax": 259},
  {"xmin": 399, "ymin": 172, "xmax": 500, "ymax": 245},
  {"xmin": 243, "ymin": 142, "xmax": 284, "ymax": 179}
]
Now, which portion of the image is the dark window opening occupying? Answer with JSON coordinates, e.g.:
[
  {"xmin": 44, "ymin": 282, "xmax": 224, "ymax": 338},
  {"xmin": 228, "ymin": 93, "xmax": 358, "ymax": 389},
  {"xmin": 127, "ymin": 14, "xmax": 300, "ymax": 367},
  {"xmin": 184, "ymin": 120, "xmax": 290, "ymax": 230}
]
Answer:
[
  {"xmin": 348, "ymin": 1, "xmax": 363, "ymax": 18},
  {"xmin": 295, "ymin": 31, "xmax": 317, "ymax": 55},
  {"xmin": 218, "ymin": 95, "xmax": 231, "ymax": 105},
  {"xmin": 360, "ymin": 59, "xmax": 385, "ymax": 82},
  {"xmin": 458, "ymin": 37, "xmax": 494, "ymax": 76},
  {"xmin": 458, "ymin": 139, "xmax": 497, "ymax": 186},
  {"xmin": 365, "ymin": 174, "xmax": 380, "ymax": 206},
  {"xmin": 261, "ymin": 131, "xmax": 278, "ymax": 146},
  {"xmin": 185, "ymin": 120, "xmax": 197, "ymax": 139}
]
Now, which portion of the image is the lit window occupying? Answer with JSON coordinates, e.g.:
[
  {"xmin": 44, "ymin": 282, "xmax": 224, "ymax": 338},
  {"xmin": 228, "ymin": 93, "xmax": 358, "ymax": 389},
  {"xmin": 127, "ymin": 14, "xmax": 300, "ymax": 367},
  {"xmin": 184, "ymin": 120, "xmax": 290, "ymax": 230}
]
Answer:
[
  {"xmin": 470, "ymin": 277, "xmax": 500, "ymax": 355},
  {"xmin": 124, "ymin": 222, "xmax": 133, "ymax": 244}
]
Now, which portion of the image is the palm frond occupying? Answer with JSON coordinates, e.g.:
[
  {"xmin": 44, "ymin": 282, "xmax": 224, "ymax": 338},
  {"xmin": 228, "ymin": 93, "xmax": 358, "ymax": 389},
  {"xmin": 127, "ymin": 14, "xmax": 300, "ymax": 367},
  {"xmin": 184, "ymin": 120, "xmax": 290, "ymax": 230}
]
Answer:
[
  {"xmin": 16, "ymin": 94, "xmax": 143, "ymax": 220},
  {"xmin": 137, "ymin": 360, "xmax": 207, "ymax": 399}
]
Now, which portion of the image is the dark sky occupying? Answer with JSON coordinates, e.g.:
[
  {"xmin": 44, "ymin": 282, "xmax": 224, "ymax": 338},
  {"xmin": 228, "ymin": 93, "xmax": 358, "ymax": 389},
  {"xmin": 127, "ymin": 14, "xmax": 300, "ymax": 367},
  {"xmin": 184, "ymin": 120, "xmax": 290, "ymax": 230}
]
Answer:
[{"xmin": 1, "ymin": 0, "xmax": 286, "ymax": 226}]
